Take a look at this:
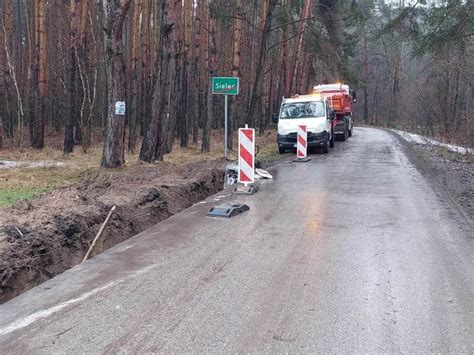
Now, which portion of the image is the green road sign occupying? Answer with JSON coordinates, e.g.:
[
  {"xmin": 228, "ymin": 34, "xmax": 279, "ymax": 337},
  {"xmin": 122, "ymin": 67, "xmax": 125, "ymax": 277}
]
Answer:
[{"xmin": 212, "ymin": 77, "xmax": 239, "ymax": 95}]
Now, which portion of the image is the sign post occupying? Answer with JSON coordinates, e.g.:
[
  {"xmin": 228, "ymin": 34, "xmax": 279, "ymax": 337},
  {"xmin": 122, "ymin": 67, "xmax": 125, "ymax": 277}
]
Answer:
[
  {"xmin": 225, "ymin": 95, "xmax": 228, "ymax": 157},
  {"xmin": 212, "ymin": 77, "xmax": 240, "ymax": 158}
]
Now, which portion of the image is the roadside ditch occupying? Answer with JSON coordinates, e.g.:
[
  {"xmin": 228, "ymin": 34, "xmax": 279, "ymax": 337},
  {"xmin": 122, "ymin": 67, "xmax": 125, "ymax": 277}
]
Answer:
[{"xmin": 0, "ymin": 160, "xmax": 226, "ymax": 304}]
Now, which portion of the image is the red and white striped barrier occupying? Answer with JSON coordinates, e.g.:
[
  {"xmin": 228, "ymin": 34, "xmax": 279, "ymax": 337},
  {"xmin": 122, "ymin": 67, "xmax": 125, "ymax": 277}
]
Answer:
[
  {"xmin": 238, "ymin": 127, "xmax": 255, "ymax": 185},
  {"xmin": 297, "ymin": 125, "xmax": 307, "ymax": 159}
]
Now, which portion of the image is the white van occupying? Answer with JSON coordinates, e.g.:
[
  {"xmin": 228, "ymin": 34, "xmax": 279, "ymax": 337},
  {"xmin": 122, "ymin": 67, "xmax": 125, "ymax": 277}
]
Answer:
[{"xmin": 272, "ymin": 94, "xmax": 335, "ymax": 154}]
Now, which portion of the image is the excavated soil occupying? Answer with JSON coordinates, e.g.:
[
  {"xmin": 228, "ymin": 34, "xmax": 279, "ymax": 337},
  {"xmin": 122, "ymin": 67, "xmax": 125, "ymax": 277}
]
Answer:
[{"xmin": 0, "ymin": 160, "xmax": 225, "ymax": 304}]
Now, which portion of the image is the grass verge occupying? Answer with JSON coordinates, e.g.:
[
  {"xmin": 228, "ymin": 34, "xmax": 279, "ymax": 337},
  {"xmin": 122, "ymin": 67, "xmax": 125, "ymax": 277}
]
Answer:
[
  {"xmin": 0, "ymin": 187, "xmax": 51, "ymax": 207},
  {"xmin": 0, "ymin": 129, "xmax": 284, "ymax": 207}
]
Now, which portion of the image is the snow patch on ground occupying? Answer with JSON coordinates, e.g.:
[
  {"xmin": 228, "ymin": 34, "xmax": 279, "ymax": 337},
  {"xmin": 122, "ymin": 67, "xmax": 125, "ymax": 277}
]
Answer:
[
  {"xmin": 0, "ymin": 160, "xmax": 66, "ymax": 169},
  {"xmin": 392, "ymin": 130, "xmax": 473, "ymax": 155}
]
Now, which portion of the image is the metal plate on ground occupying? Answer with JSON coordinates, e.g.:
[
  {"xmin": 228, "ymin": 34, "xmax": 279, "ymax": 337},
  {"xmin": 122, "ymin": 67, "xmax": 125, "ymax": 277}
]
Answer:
[
  {"xmin": 207, "ymin": 203, "xmax": 250, "ymax": 218},
  {"xmin": 292, "ymin": 157, "xmax": 311, "ymax": 162},
  {"xmin": 234, "ymin": 185, "xmax": 258, "ymax": 195}
]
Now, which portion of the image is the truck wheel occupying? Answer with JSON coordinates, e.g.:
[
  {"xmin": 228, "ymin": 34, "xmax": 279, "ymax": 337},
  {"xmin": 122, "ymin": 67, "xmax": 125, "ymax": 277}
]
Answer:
[
  {"xmin": 329, "ymin": 131, "xmax": 335, "ymax": 148},
  {"xmin": 322, "ymin": 139, "xmax": 329, "ymax": 154},
  {"xmin": 341, "ymin": 128, "xmax": 347, "ymax": 141},
  {"xmin": 278, "ymin": 147, "xmax": 285, "ymax": 154}
]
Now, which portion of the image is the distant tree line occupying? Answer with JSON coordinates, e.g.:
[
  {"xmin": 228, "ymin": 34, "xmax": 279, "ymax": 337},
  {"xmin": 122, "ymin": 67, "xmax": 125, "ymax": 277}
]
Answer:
[
  {"xmin": 0, "ymin": 0, "xmax": 472, "ymax": 167},
  {"xmin": 347, "ymin": 0, "xmax": 473, "ymax": 147}
]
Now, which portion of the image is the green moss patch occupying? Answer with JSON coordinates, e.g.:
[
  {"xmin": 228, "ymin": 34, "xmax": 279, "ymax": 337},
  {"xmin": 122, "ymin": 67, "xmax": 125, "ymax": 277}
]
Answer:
[{"xmin": 0, "ymin": 187, "xmax": 50, "ymax": 207}]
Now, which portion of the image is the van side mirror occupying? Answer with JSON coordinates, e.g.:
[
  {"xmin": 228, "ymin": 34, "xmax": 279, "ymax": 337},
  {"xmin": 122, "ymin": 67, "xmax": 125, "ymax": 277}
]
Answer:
[
  {"xmin": 329, "ymin": 110, "xmax": 336, "ymax": 120},
  {"xmin": 271, "ymin": 112, "xmax": 278, "ymax": 123}
]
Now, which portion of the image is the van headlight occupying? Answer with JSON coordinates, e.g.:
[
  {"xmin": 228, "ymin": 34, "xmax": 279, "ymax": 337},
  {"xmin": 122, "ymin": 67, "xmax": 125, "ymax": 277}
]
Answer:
[
  {"xmin": 278, "ymin": 128, "xmax": 293, "ymax": 135},
  {"xmin": 310, "ymin": 123, "xmax": 326, "ymax": 133}
]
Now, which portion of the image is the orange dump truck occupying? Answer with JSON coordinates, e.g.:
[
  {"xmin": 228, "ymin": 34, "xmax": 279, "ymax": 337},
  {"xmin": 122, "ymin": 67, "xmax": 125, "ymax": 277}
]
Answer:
[{"xmin": 313, "ymin": 84, "xmax": 356, "ymax": 140}]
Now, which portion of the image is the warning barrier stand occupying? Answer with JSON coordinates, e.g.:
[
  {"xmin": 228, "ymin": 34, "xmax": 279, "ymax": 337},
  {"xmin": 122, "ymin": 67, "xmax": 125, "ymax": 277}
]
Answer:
[
  {"xmin": 293, "ymin": 124, "xmax": 311, "ymax": 162},
  {"xmin": 235, "ymin": 125, "xmax": 258, "ymax": 195}
]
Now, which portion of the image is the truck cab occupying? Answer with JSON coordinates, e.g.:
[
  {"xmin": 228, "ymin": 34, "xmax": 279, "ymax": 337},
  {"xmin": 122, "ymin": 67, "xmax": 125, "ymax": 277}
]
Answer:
[
  {"xmin": 273, "ymin": 94, "xmax": 335, "ymax": 154},
  {"xmin": 313, "ymin": 83, "xmax": 355, "ymax": 140}
]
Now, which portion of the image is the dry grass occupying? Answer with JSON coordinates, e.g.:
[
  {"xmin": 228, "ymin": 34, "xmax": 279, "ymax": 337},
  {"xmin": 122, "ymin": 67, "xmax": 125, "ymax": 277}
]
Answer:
[
  {"xmin": 436, "ymin": 146, "xmax": 474, "ymax": 164},
  {"xmin": 0, "ymin": 129, "xmax": 283, "ymax": 207}
]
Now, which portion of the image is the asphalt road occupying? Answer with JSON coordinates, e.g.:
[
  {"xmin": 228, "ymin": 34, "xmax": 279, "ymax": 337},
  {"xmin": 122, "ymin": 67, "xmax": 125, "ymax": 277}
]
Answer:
[{"xmin": 0, "ymin": 127, "xmax": 472, "ymax": 353}]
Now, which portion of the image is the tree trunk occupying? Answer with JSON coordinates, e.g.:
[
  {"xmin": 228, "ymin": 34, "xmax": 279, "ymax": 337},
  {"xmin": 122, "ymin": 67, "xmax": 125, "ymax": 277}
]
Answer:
[
  {"xmin": 0, "ymin": 6, "xmax": 5, "ymax": 144},
  {"xmin": 243, "ymin": 2, "xmax": 257, "ymax": 127},
  {"xmin": 101, "ymin": 0, "xmax": 131, "ymax": 168},
  {"xmin": 201, "ymin": 1, "xmax": 215, "ymax": 153},
  {"xmin": 289, "ymin": 0, "xmax": 312, "ymax": 95},
  {"xmin": 157, "ymin": 1, "xmax": 180, "ymax": 160},
  {"xmin": 282, "ymin": 0, "xmax": 290, "ymax": 97},
  {"xmin": 192, "ymin": 2, "xmax": 200, "ymax": 145},
  {"xmin": 139, "ymin": 1, "xmax": 150, "ymax": 137},
  {"xmin": 180, "ymin": 0, "xmax": 192, "ymax": 148},
  {"xmin": 389, "ymin": 41, "xmax": 401, "ymax": 128},
  {"xmin": 363, "ymin": 24, "xmax": 369, "ymax": 124},
  {"xmin": 164, "ymin": 61, "xmax": 179, "ymax": 156},
  {"xmin": 64, "ymin": 0, "xmax": 79, "ymax": 154},
  {"xmin": 25, "ymin": 0, "xmax": 35, "ymax": 147},
  {"xmin": 442, "ymin": 53, "xmax": 451, "ymax": 137},
  {"xmin": 139, "ymin": 0, "xmax": 177, "ymax": 162},
  {"xmin": 32, "ymin": 0, "xmax": 46, "ymax": 149},
  {"xmin": 128, "ymin": 0, "xmax": 141, "ymax": 154},
  {"xmin": 77, "ymin": 0, "xmax": 92, "ymax": 152},
  {"xmin": 1, "ymin": 1, "xmax": 25, "ymax": 147},
  {"xmin": 247, "ymin": 0, "xmax": 277, "ymax": 128},
  {"xmin": 451, "ymin": 65, "xmax": 460, "ymax": 130},
  {"xmin": 371, "ymin": 71, "xmax": 380, "ymax": 125},
  {"xmin": 228, "ymin": 0, "xmax": 243, "ymax": 149}
]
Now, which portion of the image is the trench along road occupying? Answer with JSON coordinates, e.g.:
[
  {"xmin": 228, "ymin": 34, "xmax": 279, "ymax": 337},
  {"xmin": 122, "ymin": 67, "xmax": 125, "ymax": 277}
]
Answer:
[{"xmin": 0, "ymin": 127, "xmax": 472, "ymax": 353}]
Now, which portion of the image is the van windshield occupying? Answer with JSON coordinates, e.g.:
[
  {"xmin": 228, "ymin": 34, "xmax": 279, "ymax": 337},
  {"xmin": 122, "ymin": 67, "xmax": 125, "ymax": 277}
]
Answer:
[{"xmin": 280, "ymin": 101, "xmax": 325, "ymax": 119}]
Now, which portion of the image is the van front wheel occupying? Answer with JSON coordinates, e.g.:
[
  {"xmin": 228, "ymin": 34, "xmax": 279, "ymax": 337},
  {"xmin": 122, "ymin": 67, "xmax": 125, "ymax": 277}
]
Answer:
[{"xmin": 322, "ymin": 140, "xmax": 329, "ymax": 154}]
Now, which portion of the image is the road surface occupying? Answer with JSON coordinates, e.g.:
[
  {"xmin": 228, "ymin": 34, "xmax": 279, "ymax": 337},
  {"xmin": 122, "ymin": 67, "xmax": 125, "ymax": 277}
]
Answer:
[{"xmin": 0, "ymin": 127, "xmax": 472, "ymax": 353}]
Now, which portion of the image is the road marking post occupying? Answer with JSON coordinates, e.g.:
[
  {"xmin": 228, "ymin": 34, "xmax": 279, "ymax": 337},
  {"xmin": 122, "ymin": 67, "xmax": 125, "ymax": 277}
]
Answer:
[
  {"xmin": 235, "ymin": 125, "xmax": 258, "ymax": 194},
  {"xmin": 294, "ymin": 125, "xmax": 311, "ymax": 162}
]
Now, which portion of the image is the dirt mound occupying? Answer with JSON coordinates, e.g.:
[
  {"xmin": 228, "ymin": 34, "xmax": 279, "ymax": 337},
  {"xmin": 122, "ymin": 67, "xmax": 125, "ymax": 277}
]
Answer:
[{"xmin": 0, "ymin": 160, "xmax": 225, "ymax": 304}]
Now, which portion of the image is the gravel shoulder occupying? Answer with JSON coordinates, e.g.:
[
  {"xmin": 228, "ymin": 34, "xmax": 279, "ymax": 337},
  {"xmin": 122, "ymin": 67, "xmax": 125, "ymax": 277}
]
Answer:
[{"xmin": 389, "ymin": 130, "xmax": 473, "ymax": 230}]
